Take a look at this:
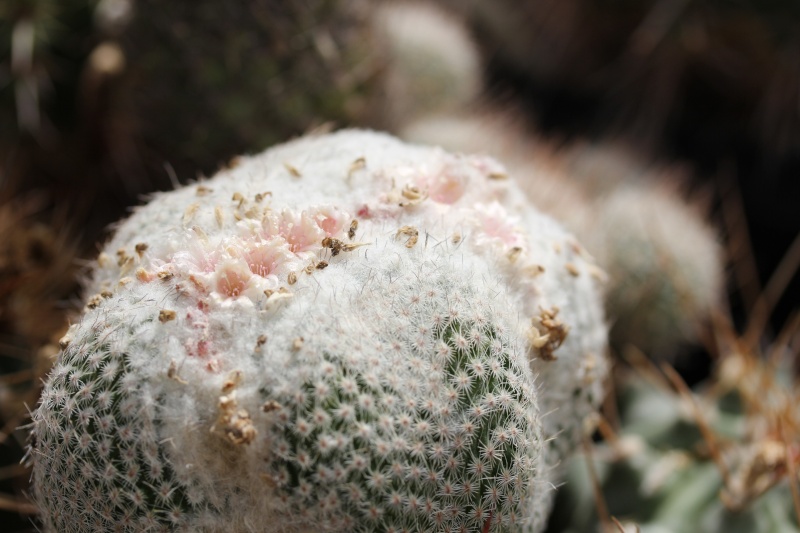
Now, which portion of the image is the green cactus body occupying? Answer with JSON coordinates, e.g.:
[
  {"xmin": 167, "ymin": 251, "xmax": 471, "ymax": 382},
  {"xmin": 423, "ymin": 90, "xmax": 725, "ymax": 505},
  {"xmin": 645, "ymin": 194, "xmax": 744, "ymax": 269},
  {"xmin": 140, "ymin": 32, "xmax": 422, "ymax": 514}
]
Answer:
[
  {"xmin": 30, "ymin": 130, "xmax": 607, "ymax": 532},
  {"xmin": 35, "ymin": 253, "xmax": 542, "ymax": 532}
]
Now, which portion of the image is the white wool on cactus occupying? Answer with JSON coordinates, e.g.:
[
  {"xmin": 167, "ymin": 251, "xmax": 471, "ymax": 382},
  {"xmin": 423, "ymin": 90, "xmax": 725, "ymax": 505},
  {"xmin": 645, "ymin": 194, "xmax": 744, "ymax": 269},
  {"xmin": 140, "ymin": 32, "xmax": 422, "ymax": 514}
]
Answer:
[{"xmin": 30, "ymin": 130, "xmax": 607, "ymax": 532}]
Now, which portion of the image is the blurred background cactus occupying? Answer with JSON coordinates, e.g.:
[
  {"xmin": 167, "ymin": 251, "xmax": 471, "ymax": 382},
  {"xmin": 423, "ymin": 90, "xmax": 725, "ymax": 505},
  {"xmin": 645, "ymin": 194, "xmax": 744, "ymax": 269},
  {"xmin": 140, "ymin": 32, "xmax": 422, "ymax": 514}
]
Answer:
[
  {"xmin": 576, "ymin": 179, "xmax": 722, "ymax": 358},
  {"xmin": 103, "ymin": 0, "xmax": 385, "ymax": 178},
  {"xmin": 372, "ymin": 2, "xmax": 480, "ymax": 129}
]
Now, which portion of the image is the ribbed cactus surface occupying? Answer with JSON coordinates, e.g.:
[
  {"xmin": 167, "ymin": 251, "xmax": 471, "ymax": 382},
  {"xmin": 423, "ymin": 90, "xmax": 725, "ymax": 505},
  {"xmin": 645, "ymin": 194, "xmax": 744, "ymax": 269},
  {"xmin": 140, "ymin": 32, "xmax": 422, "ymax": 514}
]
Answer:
[{"xmin": 30, "ymin": 130, "xmax": 607, "ymax": 532}]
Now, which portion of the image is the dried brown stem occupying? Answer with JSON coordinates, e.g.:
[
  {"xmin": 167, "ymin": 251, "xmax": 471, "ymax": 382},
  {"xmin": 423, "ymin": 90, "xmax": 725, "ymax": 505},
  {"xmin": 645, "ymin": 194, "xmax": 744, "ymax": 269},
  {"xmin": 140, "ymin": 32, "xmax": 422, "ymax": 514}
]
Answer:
[
  {"xmin": 0, "ymin": 369, "xmax": 34, "ymax": 386},
  {"xmin": 622, "ymin": 345, "xmax": 673, "ymax": 392},
  {"xmin": 718, "ymin": 172, "xmax": 762, "ymax": 311},
  {"xmin": 611, "ymin": 516, "xmax": 640, "ymax": 533},
  {"xmin": 583, "ymin": 436, "xmax": 613, "ymax": 532},
  {"xmin": 781, "ymin": 420, "xmax": 800, "ymax": 528},
  {"xmin": 0, "ymin": 413, "xmax": 26, "ymax": 445},
  {"xmin": 767, "ymin": 310, "xmax": 800, "ymax": 366},
  {"xmin": 744, "ymin": 232, "xmax": 800, "ymax": 348},
  {"xmin": 0, "ymin": 463, "xmax": 27, "ymax": 481},
  {"xmin": 596, "ymin": 414, "xmax": 620, "ymax": 447},
  {"xmin": 0, "ymin": 493, "xmax": 37, "ymax": 514},
  {"xmin": 661, "ymin": 363, "xmax": 731, "ymax": 486},
  {"xmin": 603, "ymin": 361, "xmax": 621, "ymax": 432}
]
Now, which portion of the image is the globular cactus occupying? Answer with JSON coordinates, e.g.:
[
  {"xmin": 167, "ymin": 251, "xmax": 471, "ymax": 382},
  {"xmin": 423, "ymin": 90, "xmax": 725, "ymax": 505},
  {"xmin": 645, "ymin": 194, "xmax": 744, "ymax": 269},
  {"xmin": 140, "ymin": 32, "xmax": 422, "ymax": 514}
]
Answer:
[
  {"xmin": 98, "ymin": 0, "xmax": 385, "ymax": 178},
  {"xmin": 29, "ymin": 130, "xmax": 607, "ymax": 532},
  {"xmin": 372, "ymin": 1, "xmax": 481, "ymax": 129},
  {"xmin": 581, "ymin": 184, "xmax": 722, "ymax": 356}
]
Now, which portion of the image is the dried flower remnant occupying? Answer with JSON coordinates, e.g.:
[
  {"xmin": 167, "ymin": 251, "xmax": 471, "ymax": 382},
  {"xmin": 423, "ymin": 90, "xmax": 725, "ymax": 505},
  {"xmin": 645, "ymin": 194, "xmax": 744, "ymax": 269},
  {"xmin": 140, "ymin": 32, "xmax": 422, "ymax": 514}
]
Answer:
[{"xmin": 158, "ymin": 309, "xmax": 177, "ymax": 323}]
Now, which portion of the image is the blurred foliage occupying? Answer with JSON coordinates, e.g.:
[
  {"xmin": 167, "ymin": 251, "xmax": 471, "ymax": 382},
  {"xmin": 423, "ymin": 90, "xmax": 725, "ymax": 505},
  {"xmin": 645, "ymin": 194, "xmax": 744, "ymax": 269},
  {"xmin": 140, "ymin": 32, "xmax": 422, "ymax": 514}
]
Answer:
[
  {"xmin": 0, "ymin": 0, "xmax": 97, "ymax": 140},
  {"xmin": 547, "ymin": 333, "xmax": 800, "ymax": 533},
  {"xmin": 112, "ymin": 0, "xmax": 383, "ymax": 178},
  {"xmin": 1, "ymin": 0, "xmax": 384, "ymax": 242}
]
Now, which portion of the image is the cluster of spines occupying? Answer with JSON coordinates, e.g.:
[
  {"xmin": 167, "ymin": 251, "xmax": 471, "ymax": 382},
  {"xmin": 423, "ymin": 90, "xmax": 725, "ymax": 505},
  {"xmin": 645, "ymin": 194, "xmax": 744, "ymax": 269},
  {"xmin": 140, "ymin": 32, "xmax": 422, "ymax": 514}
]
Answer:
[
  {"xmin": 32, "ymin": 274, "xmax": 542, "ymax": 532},
  {"xmin": 32, "ymin": 321, "xmax": 192, "ymax": 532},
  {"xmin": 262, "ymin": 314, "xmax": 538, "ymax": 532}
]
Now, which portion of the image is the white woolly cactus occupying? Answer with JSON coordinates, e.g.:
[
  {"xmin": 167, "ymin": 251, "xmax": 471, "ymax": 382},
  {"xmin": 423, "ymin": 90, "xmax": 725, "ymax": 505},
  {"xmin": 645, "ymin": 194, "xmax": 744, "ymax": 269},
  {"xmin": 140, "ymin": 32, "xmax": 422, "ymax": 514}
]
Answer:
[
  {"xmin": 374, "ymin": 1, "xmax": 481, "ymax": 129},
  {"xmin": 585, "ymin": 185, "xmax": 722, "ymax": 355},
  {"xmin": 30, "ymin": 130, "xmax": 607, "ymax": 532}
]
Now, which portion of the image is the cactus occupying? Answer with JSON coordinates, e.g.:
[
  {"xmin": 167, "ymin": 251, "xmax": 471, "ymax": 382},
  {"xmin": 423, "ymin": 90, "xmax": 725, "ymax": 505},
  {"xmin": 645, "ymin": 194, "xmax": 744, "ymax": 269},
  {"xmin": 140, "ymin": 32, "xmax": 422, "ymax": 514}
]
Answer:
[
  {"xmin": 582, "ymin": 184, "xmax": 722, "ymax": 356},
  {"xmin": 29, "ymin": 130, "xmax": 608, "ymax": 532},
  {"xmin": 373, "ymin": 1, "xmax": 481, "ymax": 130},
  {"xmin": 556, "ymin": 142, "xmax": 722, "ymax": 355},
  {"xmin": 101, "ymin": 0, "xmax": 385, "ymax": 178}
]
